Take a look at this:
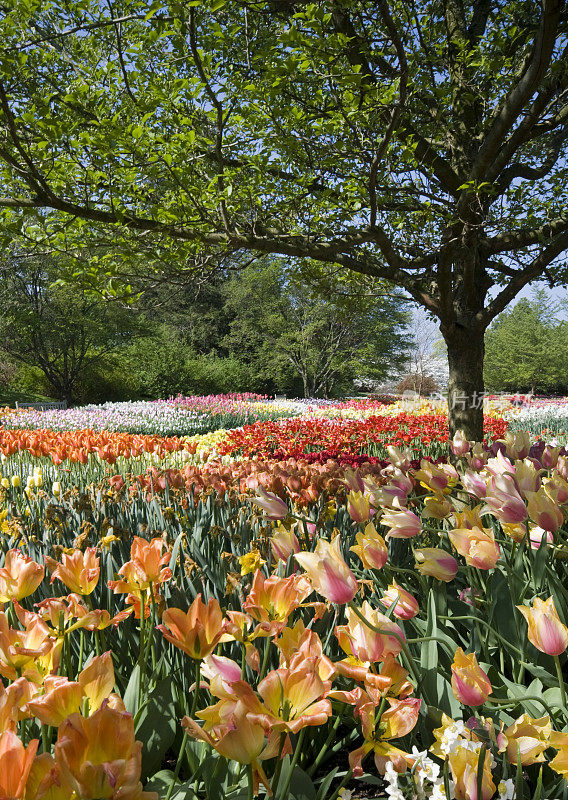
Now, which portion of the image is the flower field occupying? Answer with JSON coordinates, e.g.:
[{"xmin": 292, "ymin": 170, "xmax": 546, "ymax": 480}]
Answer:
[{"xmin": 3, "ymin": 396, "xmax": 568, "ymax": 799}]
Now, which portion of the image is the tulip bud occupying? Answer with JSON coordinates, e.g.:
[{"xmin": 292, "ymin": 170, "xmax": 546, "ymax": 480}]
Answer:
[
  {"xmin": 451, "ymin": 647, "xmax": 492, "ymax": 706},
  {"xmin": 253, "ymin": 487, "xmax": 288, "ymax": 521},
  {"xmin": 0, "ymin": 478, "xmax": 8, "ymax": 490},
  {"xmin": 451, "ymin": 429, "xmax": 470, "ymax": 457},
  {"xmin": 380, "ymin": 506, "xmax": 421, "ymax": 540},
  {"xmin": 414, "ymin": 547, "xmax": 458, "ymax": 582},
  {"xmin": 350, "ymin": 522, "xmax": 388, "ymax": 570},
  {"xmin": 11, "ymin": 475, "xmax": 20, "ymax": 488},
  {"xmin": 295, "ymin": 535, "xmax": 357, "ymax": 604},
  {"xmin": 347, "ymin": 490, "xmax": 371, "ymax": 523},
  {"xmin": 517, "ymin": 596, "xmax": 568, "ymax": 656},
  {"xmin": 380, "ymin": 581, "xmax": 419, "ymax": 620}
]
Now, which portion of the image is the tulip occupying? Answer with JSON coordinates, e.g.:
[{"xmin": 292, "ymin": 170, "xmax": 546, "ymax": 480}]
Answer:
[
  {"xmin": 449, "ymin": 744, "xmax": 496, "ymax": 800},
  {"xmin": 514, "ymin": 460, "xmax": 541, "ymax": 495},
  {"xmin": 0, "ymin": 550, "xmax": 44, "ymax": 603},
  {"xmin": 55, "ymin": 702, "xmax": 157, "ymax": 800},
  {"xmin": 11, "ymin": 475, "xmax": 20, "ymax": 488},
  {"xmin": 544, "ymin": 472, "xmax": 568, "ymax": 504},
  {"xmin": 157, "ymin": 594, "xmax": 226, "ymax": 660},
  {"xmin": 347, "ymin": 490, "xmax": 371, "ymax": 523},
  {"xmin": 422, "ymin": 494, "xmax": 453, "ymax": 519},
  {"xmin": 414, "ymin": 548, "xmax": 458, "ymax": 582},
  {"xmin": 258, "ymin": 661, "xmax": 332, "ymax": 733},
  {"xmin": 448, "ymin": 525, "xmax": 500, "ymax": 570},
  {"xmin": 253, "ymin": 486, "xmax": 288, "ymax": 520},
  {"xmin": 350, "ymin": 523, "xmax": 388, "ymax": 570},
  {"xmin": 549, "ymin": 730, "xmax": 568, "ymax": 778},
  {"xmin": 386, "ymin": 445, "xmax": 413, "ymax": 471},
  {"xmin": 529, "ymin": 525, "xmax": 554, "ymax": 550},
  {"xmin": 503, "ymin": 714, "xmax": 551, "ymax": 765},
  {"xmin": 25, "ymin": 677, "xmax": 83, "ymax": 726},
  {"xmin": 78, "ymin": 651, "xmax": 115, "ymax": 713},
  {"xmin": 45, "ymin": 548, "xmax": 100, "ymax": 595},
  {"xmin": 0, "ymin": 730, "xmax": 38, "ymax": 800},
  {"xmin": 461, "ymin": 469, "xmax": 487, "ymax": 499},
  {"xmin": 451, "ymin": 429, "xmax": 470, "ymax": 457},
  {"xmin": 243, "ymin": 571, "xmax": 312, "ymax": 626},
  {"xmin": 483, "ymin": 474, "xmax": 527, "ymax": 524},
  {"xmin": 295, "ymin": 535, "xmax": 357, "ymax": 604},
  {"xmin": 348, "ymin": 695, "xmax": 420, "ymax": 776},
  {"xmin": 380, "ymin": 506, "xmax": 421, "ymax": 540},
  {"xmin": 451, "ymin": 648, "xmax": 492, "ymax": 706},
  {"xmin": 517, "ymin": 596, "xmax": 568, "ymax": 655},
  {"xmin": 380, "ymin": 581, "xmax": 419, "ymax": 620},
  {"xmin": 414, "ymin": 460, "xmax": 457, "ymax": 493},
  {"xmin": 335, "ymin": 601, "xmax": 405, "ymax": 663},
  {"xmin": 502, "ymin": 430, "xmax": 531, "ymax": 460},
  {"xmin": 525, "ymin": 488, "xmax": 564, "ymax": 531},
  {"xmin": 269, "ymin": 522, "xmax": 300, "ymax": 562},
  {"xmin": 21, "ymin": 753, "xmax": 75, "ymax": 800}
]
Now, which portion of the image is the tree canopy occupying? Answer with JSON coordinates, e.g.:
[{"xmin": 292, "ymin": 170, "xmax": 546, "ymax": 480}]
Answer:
[
  {"xmin": 2, "ymin": 1, "xmax": 568, "ymax": 434},
  {"xmin": 484, "ymin": 291, "xmax": 568, "ymax": 394}
]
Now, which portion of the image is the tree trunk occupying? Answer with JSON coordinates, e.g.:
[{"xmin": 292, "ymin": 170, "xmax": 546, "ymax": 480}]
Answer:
[{"xmin": 444, "ymin": 324, "xmax": 485, "ymax": 443}]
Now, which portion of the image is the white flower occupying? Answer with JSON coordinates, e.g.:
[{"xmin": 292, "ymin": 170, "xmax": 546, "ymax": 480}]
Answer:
[
  {"xmin": 338, "ymin": 790, "xmax": 353, "ymax": 800},
  {"xmin": 498, "ymin": 778, "xmax": 515, "ymax": 800}
]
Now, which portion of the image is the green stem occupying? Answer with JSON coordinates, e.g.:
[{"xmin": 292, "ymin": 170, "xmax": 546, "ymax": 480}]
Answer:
[
  {"xmin": 246, "ymin": 762, "xmax": 254, "ymax": 800},
  {"xmin": 328, "ymin": 769, "xmax": 353, "ymax": 800},
  {"xmin": 190, "ymin": 660, "xmax": 201, "ymax": 718},
  {"xmin": 164, "ymin": 731, "xmax": 188, "ymax": 800},
  {"xmin": 259, "ymin": 638, "xmax": 271, "ymax": 680},
  {"xmin": 554, "ymin": 655, "xmax": 567, "ymax": 711},
  {"xmin": 41, "ymin": 724, "xmax": 50, "ymax": 754},
  {"xmin": 307, "ymin": 715, "xmax": 342, "ymax": 777},
  {"xmin": 278, "ymin": 728, "xmax": 306, "ymax": 800},
  {"xmin": 78, "ymin": 629, "xmax": 85, "ymax": 673}
]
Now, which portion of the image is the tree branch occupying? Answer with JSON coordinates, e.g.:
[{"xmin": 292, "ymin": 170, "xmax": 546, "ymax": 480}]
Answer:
[{"xmin": 472, "ymin": 0, "xmax": 561, "ymax": 180}]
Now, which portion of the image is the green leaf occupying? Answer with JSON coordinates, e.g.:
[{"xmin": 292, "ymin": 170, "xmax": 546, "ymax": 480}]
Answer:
[
  {"xmin": 135, "ymin": 677, "xmax": 178, "ymax": 778},
  {"xmin": 123, "ymin": 665, "xmax": 141, "ymax": 716}
]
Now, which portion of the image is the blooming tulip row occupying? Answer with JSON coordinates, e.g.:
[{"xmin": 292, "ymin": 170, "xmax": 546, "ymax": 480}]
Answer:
[{"xmin": 0, "ymin": 423, "xmax": 568, "ymax": 799}]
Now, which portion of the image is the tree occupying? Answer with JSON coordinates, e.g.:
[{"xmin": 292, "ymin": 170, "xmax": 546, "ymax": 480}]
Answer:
[
  {"xmin": 484, "ymin": 292, "xmax": 568, "ymax": 393},
  {"xmin": 222, "ymin": 260, "xmax": 410, "ymax": 396},
  {"xmin": 0, "ymin": 254, "xmax": 139, "ymax": 404},
  {"xmin": 2, "ymin": 2, "xmax": 568, "ymax": 435}
]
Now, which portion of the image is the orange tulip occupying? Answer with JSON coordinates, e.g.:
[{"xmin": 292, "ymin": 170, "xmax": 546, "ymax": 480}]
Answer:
[
  {"xmin": 0, "ymin": 730, "xmax": 38, "ymax": 799},
  {"xmin": 0, "ymin": 550, "xmax": 44, "ymax": 603},
  {"xmin": 517, "ymin": 596, "xmax": 568, "ymax": 655},
  {"xmin": 109, "ymin": 537, "xmax": 172, "ymax": 597},
  {"xmin": 448, "ymin": 525, "xmax": 500, "ymax": 570},
  {"xmin": 451, "ymin": 648, "xmax": 492, "ymax": 707},
  {"xmin": 54, "ymin": 702, "xmax": 157, "ymax": 800},
  {"xmin": 350, "ymin": 523, "xmax": 388, "ymax": 570},
  {"xmin": 295, "ymin": 535, "xmax": 357, "ymax": 604},
  {"xmin": 21, "ymin": 753, "xmax": 74, "ymax": 800},
  {"xmin": 0, "ymin": 612, "xmax": 60, "ymax": 683},
  {"xmin": 157, "ymin": 595, "xmax": 226, "ymax": 660},
  {"xmin": 78, "ymin": 652, "xmax": 115, "ymax": 713},
  {"xmin": 45, "ymin": 548, "xmax": 100, "ymax": 595},
  {"xmin": 243, "ymin": 571, "xmax": 311, "ymax": 628},
  {"xmin": 257, "ymin": 661, "xmax": 332, "ymax": 733},
  {"xmin": 25, "ymin": 676, "xmax": 83, "ymax": 726},
  {"xmin": 348, "ymin": 694, "xmax": 420, "ymax": 775}
]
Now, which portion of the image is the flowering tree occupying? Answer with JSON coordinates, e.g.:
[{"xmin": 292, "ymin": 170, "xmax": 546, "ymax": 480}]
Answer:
[{"xmin": 1, "ymin": 1, "xmax": 568, "ymax": 436}]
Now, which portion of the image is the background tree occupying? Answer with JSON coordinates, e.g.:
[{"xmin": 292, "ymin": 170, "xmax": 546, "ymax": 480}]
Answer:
[
  {"xmin": 484, "ymin": 292, "xmax": 568, "ymax": 394},
  {"xmin": 222, "ymin": 260, "xmax": 410, "ymax": 397},
  {"xmin": 0, "ymin": 254, "xmax": 140, "ymax": 405},
  {"xmin": 2, "ymin": 2, "xmax": 568, "ymax": 434}
]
